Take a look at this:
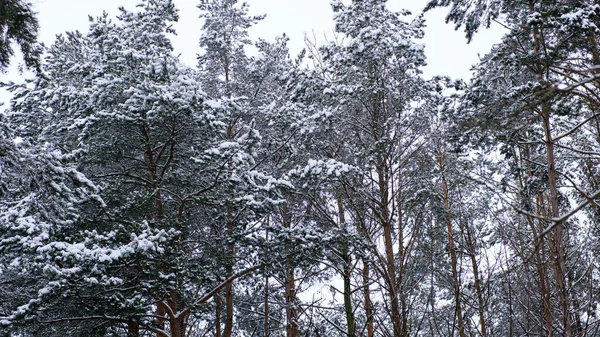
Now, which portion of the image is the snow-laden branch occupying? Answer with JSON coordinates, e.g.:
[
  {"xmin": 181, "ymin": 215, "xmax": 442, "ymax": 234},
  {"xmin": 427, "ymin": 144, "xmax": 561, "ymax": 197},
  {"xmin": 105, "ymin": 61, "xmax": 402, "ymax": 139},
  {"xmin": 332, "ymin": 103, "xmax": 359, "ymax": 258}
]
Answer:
[
  {"xmin": 552, "ymin": 113, "xmax": 600, "ymax": 142},
  {"xmin": 194, "ymin": 264, "xmax": 264, "ymax": 305}
]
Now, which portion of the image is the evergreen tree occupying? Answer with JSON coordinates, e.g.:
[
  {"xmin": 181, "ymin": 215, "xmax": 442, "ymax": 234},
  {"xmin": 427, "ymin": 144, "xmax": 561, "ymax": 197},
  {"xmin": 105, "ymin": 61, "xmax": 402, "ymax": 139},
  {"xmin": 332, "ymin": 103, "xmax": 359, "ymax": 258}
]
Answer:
[
  {"xmin": 1, "ymin": 1, "xmax": 276, "ymax": 336},
  {"xmin": 297, "ymin": 1, "xmax": 432, "ymax": 335},
  {"xmin": 4, "ymin": 0, "xmax": 600, "ymax": 336},
  {"xmin": 0, "ymin": 0, "xmax": 41, "ymax": 72},
  {"xmin": 432, "ymin": 0, "xmax": 600, "ymax": 335}
]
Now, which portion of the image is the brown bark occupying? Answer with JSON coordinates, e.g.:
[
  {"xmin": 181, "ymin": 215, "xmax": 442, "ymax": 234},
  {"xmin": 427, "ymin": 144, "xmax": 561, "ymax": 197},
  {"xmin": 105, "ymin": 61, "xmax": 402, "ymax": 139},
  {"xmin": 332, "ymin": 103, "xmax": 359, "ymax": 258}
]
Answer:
[
  {"xmin": 127, "ymin": 321, "xmax": 140, "ymax": 337},
  {"xmin": 438, "ymin": 155, "xmax": 467, "ymax": 337},
  {"xmin": 515, "ymin": 142, "xmax": 553, "ymax": 336},
  {"xmin": 536, "ymin": 193, "xmax": 554, "ymax": 337},
  {"xmin": 282, "ymin": 205, "xmax": 299, "ymax": 337},
  {"xmin": 223, "ymin": 204, "xmax": 235, "ymax": 337},
  {"xmin": 542, "ymin": 105, "xmax": 572, "ymax": 337},
  {"xmin": 337, "ymin": 198, "xmax": 356, "ymax": 337},
  {"xmin": 464, "ymin": 223, "xmax": 487, "ymax": 337},
  {"xmin": 343, "ymin": 254, "xmax": 356, "ymax": 337},
  {"xmin": 156, "ymin": 301, "xmax": 167, "ymax": 337},
  {"xmin": 223, "ymin": 283, "xmax": 234, "ymax": 337},
  {"xmin": 377, "ymin": 164, "xmax": 403, "ymax": 337},
  {"xmin": 396, "ymin": 174, "xmax": 409, "ymax": 337},
  {"xmin": 528, "ymin": 0, "xmax": 573, "ymax": 332},
  {"xmin": 215, "ymin": 293, "xmax": 223, "ymax": 337},
  {"xmin": 143, "ymin": 123, "xmax": 170, "ymax": 337},
  {"xmin": 264, "ymin": 223, "xmax": 270, "ymax": 337},
  {"xmin": 363, "ymin": 258, "xmax": 374, "ymax": 337},
  {"xmin": 519, "ymin": 142, "xmax": 554, "ymax": 337},
  {"xmin": 170, "ymin": 319, "xmax": 183, "ymax": 337},
  {"xmin": 140, "ymin": 124, "xmax": 164, "ymax": 220},
  {"xmin": 168, "ymin": 299, "xmax": 182, "ymax": 337},
  {"xmin": 348, "ymin": 191, "xmax": 374, "ymax": 337},
  {"xmin": 285, "ymin": 257, "xmax": 299, "ymax": 337},
  {"xmin": 154, "ymin": 298, "xmax": 190, "ymax": 337}
]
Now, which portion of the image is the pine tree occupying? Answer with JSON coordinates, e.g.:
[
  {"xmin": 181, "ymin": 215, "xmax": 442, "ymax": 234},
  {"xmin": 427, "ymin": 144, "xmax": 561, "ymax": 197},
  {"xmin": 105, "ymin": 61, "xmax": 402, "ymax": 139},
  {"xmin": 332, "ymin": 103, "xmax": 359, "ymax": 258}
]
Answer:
[
  {"xmin": 432, "ymin": 0, "xmax": 600, "ymax": 335},
  {"xmin": 0, "ymin": 0, "xmax": 41, "ymax": 72},
  {"xmin": 1, "ymin": 1, "xmax": 276, "ymax": 336},
  {"xmin": 297, "ymin": 1, "xmax": 431, "ymax": 335}
]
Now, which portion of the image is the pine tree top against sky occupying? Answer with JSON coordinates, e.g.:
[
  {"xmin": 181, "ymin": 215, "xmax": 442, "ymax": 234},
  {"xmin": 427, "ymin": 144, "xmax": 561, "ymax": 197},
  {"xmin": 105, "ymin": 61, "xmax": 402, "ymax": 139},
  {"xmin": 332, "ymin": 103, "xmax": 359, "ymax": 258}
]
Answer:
[{"xmin": 1, "ymin": 0, "xmax": 505, "ymax": 82}]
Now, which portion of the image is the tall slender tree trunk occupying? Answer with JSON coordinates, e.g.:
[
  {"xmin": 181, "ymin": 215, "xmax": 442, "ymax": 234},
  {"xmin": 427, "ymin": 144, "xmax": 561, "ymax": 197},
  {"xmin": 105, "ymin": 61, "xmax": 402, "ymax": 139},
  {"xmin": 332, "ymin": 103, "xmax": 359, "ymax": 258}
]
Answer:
[
  {"xmin": 215, "ymin": 293, "xmax": 223, "ymax": 337},
  {"xmin": 264, "ymin": 222, "xmax": 270, "ymax": 337},
  {"xmin": 518, "ymin": 142, "xmax": 554, "ymax": 337},
  {"xmin": 442, "ymin": 177, "xmax": 467, "ymax": 337},
  {"xmin": 282, "ymin": 205, "xmax": 299, "ymax": 337},
  {"xmin": 141, "ymin": 124, "xmax": 171, "ymax": 337},
  {"xmin": 363, "ymin": 258, "xmax": 374, "ymax": 337},
  {"xmin": 542, "ymin": 106, "xmax": 572, "ymax": 337},
  {"xmin": 223, "ymin": 204, "xmax": 235, "ymax": 337},
  {"xmin": 464, "ymin": 223, "xmax": 487, "ymax": 337},
  {"xmin": 439, "ymin": 164, "xmax": 467, "ymax": 337},
  {"xmin": 528, "ymin": 1, "xmax": 573, "ymax": 331},
  {"xmin": 377, "ymin": 164, "xmax": 403, "ymax": 337},
  {"xmin": 337, "ymin": 198, "xmax": 356, "ymax": 337},
  {"xmin": 220, "ymin": 50, "xmax": 237, "ymax": 333},
  {"xmin": 351, "ymin": 196, "xmax": 374, "ymax": 337},
  {"xmin": 223, "ymin": 283, "xmax": 234, "ymax": 337},
  {"xmin": 285, "ymin": 257, "xmax": 299, "ymax": 337},
  {"xmin": 396, "ymin": 169, "xmax": 409, "ymax": 337},
  {"xmin": 264, "ymin": 272, "xmax": 270, "ymax": 337},
  {"xmin": 536, "ymin": 193, "xmax": 554, "ymax": 337}
]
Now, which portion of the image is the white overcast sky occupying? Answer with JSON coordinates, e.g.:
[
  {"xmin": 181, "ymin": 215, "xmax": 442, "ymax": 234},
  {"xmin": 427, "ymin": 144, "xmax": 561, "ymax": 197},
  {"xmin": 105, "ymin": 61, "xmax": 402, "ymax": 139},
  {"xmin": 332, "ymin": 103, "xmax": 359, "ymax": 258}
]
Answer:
[{"xmin": 2, "ymin": 0, "xmax": 507, "ymax": 92}]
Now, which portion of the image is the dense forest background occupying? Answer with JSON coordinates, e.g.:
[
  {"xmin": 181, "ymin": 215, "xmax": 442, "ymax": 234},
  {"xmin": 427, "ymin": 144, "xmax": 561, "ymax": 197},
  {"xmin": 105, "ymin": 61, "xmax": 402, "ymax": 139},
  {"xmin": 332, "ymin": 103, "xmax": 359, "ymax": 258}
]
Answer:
[{"xmin": 1, "ymin": 0, "xmax": 600, "ymax": 336}]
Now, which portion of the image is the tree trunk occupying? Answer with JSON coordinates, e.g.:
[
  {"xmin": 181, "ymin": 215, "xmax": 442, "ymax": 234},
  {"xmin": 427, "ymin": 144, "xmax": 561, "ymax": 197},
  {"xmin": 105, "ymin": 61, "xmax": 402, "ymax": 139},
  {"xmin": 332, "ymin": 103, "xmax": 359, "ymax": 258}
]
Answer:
[
  {"xmin": 282, "ymin": 205, "xmax": 299, "ymax": 337},
  {"xmin": 437, "ymin": 150, "xmax": 467, "ymax": 337},
  {"xmin": 363, "ymin": 258, "xmax": 374, "ymax": 337},
  {"xmin": 223, "ymin": 282, "xmax": 234, "ymax": 337},
  {"xmin": 542, "ymin": 106, "xmax": 572, "ymax": 337},
  {"xmin": 156, "ymin": 301, "xmax": 167, "ymax": 337},
  {"xmin": 395, "ymin": 167, "xmax": 409, "ymax": 337},
  {"xmin": 377, "ymin": 164, "xmax": 403, "ymax": 337},
  {"xmin": 528, "ymin": 2, "xmax": 573, "ymax": 331},
  {"xmin": 285, "ymin": 257, "xmax": 299, "ymax": 337},
  {"xmin": 127, "ymin": 321, "xmax": 140, "ymax": 337},
  {"xmin": 215, "ymin": 292, "xmax": 223, "ymax": 337},
  {"xmin": 518, "ymin": 142, "xmax": 554, "ymax": 337},
  {"xmin": 337, "ymin": 198, "xmax": 356, "ymax": 337},
  {"xmin": 464, "ymin": 223, "xmax": 487, "ymax": 337},
  {"xmin": 223, "ymin": 203, "xmax": 235, "ymax": 337},
  {"xmin": 168, "ymin": 299, "xmax": 184, "ymax": 337},
  {"xmin": 264, "ymin": 224, "xmax": 270, "ymax": 337},
  {"xmin": 536, "ymin": 193, "xmax": 554, "ymax": 337}
]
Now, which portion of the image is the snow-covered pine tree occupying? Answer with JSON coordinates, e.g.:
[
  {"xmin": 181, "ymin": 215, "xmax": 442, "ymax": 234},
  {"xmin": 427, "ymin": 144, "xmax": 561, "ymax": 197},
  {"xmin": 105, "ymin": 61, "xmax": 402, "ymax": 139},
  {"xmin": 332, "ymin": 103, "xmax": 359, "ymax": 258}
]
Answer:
[
  {"xmin": 420, "ymin": 78, "xmax": 496, "ymax": 337},
  {"xmin": 431, "ymin": 0, "xmax": 600, "ymax": 335},
  {"xmin": 196, "ymin": 2, "xmax": 278, "ymax": 336},
  {"xmin": 0, "ymin": 111, "xmax": 110, "ymax": 336},
  {"xmin": 0, "ymin": 0, "xmax": 42, "ymax": 72},
  {"xmin": 197, "ymin": 0, "xmax": 264, "ymax": 99},
  {"xmin": 1, "ymin": 1, "xmax": 278, "ymax": 336},
  {"xmin": 296, "ymin": 1, "xmax": 432, "ymax": 336}
]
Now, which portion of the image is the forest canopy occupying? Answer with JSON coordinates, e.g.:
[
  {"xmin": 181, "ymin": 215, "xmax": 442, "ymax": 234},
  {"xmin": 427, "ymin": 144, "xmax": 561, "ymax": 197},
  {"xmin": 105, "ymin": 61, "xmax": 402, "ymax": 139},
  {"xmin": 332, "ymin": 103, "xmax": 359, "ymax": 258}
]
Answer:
[{"xmin": 1, "ymin": 0, "xmax": 600, "ymax": 337}]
